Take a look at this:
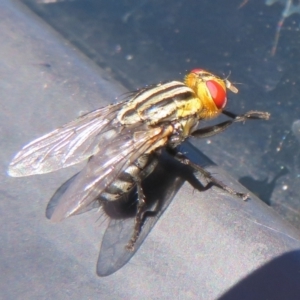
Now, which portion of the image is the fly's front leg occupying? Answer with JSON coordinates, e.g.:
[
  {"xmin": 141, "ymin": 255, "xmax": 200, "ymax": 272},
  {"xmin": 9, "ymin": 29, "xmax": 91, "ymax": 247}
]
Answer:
[
  {"xmin": 126, "ymin": 178, "xmax": 147, "ymax": 251},
  {"xmin": 181, "ymin": 111, "xmax": 269, "ymax": 199},
  {"xmin": 168, "ymin": 149, "xmax": 249, "ymax": 201},
  {"xmin": 222, "ymin": 110, "xmax": 270, "ymax": 122},
  {"xmin": 192, "ymin": 110, "xmax": 270, "ymax": 139}
]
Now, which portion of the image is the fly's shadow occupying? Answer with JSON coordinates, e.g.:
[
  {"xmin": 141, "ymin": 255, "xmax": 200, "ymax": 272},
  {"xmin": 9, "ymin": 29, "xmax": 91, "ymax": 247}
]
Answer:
[{"xmin": 46, "ymin": 147, "xmax": 211, "ymax": 276}]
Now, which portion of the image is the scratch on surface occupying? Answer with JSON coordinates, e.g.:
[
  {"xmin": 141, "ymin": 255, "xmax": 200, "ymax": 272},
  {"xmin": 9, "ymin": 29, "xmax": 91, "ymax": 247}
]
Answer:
[
  {"xmin": 240, "ymin": 0, "xmax": 300, "ymax": 55},
  {"xmin": 243, "ymin": 215, "xmax": 300, "ymax": 243},
  {"xmin": 222, "ymin": 199, "xmax": 300, "ymax": 243},
  {"xmin": 275, "ymin": 200, "xmax": 300, "ymax": 216}
]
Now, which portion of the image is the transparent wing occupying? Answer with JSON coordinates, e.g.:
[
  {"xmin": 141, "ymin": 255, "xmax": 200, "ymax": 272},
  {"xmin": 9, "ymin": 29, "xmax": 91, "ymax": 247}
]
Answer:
[
  {"xmin": 8, "ymin": 102, "xmax": 125, "ymax": 177},
  {"xmin": 97, "ymin": 153, "xmax": 187, "ymax": 276},
  {"xmin": 50, "ymin": 125, "xmax": 171, "ymax": 222}
]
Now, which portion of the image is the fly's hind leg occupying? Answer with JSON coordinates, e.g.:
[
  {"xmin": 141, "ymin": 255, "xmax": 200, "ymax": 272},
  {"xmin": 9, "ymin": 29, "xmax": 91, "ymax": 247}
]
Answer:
[
  {"xmin": 126, "ymin": 177, "xmax": 147, "ymax": 251},
  {"xmin": 126, "ymin": 155, "xmax": 158, "ymax": 251}
]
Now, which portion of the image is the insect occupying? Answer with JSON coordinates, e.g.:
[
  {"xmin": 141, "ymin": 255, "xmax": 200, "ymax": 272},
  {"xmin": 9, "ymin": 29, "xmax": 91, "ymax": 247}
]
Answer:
[{"xmin": 8, "ymin": 69, "xmax": 270, "ymax": 252}]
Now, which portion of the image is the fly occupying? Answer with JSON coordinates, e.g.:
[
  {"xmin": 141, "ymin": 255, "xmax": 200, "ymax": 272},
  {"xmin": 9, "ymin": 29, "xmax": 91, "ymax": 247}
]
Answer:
[{"xmin": 8, "ymin": 69, "xmax": 270, "ymax": 252}]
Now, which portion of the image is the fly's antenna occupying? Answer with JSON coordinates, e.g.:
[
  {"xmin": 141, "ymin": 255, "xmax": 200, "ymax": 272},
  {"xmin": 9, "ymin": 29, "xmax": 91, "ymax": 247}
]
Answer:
[{"xmin": 223, "ymin": 71, "xmax": 239, "ymax": 94}]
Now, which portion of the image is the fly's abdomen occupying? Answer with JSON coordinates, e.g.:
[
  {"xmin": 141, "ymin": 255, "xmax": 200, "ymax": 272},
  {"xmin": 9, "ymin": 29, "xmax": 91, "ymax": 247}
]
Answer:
[{"xmin": 100, "ymin": 154, "xmax": 157, "ymax": 201}]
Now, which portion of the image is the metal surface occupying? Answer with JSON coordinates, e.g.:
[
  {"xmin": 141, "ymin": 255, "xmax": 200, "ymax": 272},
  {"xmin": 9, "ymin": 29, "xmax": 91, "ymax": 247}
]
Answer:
[{"xmin": 1, "ymin": 1, "xmax": 300, "ymax": 299}]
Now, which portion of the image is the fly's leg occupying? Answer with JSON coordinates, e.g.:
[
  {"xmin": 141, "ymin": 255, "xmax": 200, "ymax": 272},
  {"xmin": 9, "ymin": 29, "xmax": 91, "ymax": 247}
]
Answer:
[
  {"xmin": 126, "ymin": 177, "xmax": 147, "ymax": 251},
  {"xmin": 125, "ymin": 111, "xmax": 269, "ymax": 250},
  {"xmin": 222, "ymin": 110, "xmax": 270, "ymax": 121},
  {"xmin": 125, "ymin": 155, "xmax": 158, "ymax": 251},
  {"xmin": 192, "ymin": 110, "xmax": 270, "ymax": 139},
  {"xmin": 169, "ymin": 149, "xmax": 249, "ymax": 200},
  {"xmin": 179, "ymin": 110, "xmax": 269, "ymax": 199}
]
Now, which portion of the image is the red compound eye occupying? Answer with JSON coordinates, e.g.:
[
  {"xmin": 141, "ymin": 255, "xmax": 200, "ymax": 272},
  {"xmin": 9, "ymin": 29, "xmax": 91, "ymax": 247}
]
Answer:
[{"xmin": 206, "ymin": 80, "xmax": 227, "ymax": 109}]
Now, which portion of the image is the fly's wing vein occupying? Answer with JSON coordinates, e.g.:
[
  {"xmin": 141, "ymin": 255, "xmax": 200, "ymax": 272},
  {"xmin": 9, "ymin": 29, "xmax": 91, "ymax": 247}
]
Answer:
[
  {"xmin": 50, "ymin": 126, "xmax": 167, "ymax": 222},
  {"xmin": 8, "ymin": 102, "xmax": 125, "ymax": 177}
]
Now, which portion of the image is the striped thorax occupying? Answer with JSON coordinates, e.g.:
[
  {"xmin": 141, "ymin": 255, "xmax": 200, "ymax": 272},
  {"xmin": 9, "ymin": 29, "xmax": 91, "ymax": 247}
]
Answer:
[{"xmin": 117, "ymin": 69, "xmax": 237, "ymax": 131}]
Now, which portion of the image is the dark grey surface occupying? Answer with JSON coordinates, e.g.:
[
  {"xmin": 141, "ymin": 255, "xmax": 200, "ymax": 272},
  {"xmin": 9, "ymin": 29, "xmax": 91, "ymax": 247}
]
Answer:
[{"xmin": 2, "ymin": 1, "xmax": 300, "ymax": 299}]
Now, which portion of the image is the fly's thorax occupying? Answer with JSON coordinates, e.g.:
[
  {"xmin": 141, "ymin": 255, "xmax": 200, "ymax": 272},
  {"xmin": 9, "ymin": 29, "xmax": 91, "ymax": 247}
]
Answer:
[
  {"xmin": 179, "ymin": 118, "xmax": 199, "ymax": 137},
  {"xmin": 117, "ymin": 81, "xmax": 203, "ymax": 126},
  {"xmin": 167, "ymin": 118, "xmax": 199, "ymax": 147}
]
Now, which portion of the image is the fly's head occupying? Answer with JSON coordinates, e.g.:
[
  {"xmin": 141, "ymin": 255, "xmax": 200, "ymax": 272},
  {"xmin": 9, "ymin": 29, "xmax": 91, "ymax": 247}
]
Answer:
[{"xmin": 185, "ymin": 69, "xmax": 238, "ymax": 119}]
